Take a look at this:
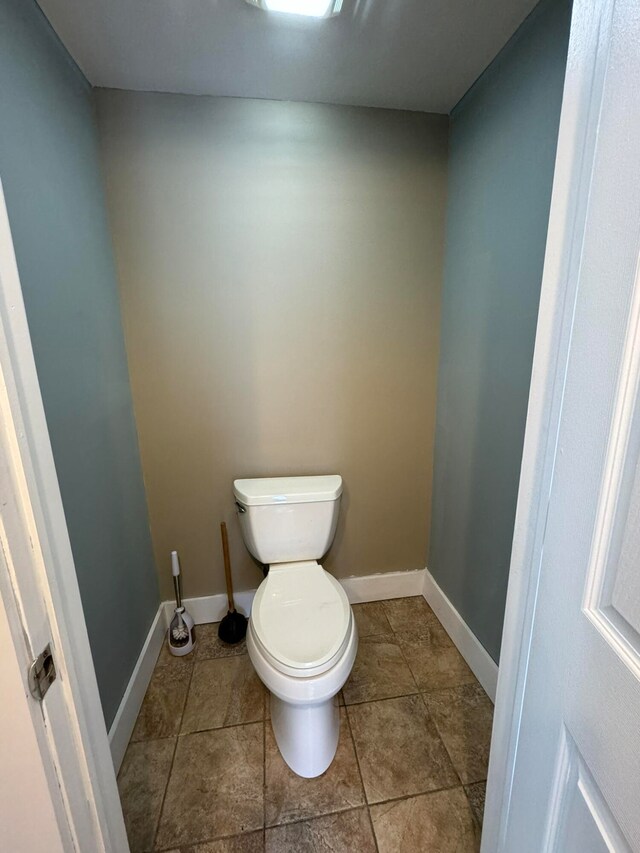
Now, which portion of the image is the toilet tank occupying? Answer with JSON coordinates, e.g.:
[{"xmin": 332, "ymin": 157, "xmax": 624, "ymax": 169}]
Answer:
[{"xmin": 233, "ymin": 475, "xmax": 343, "ymax": 565}]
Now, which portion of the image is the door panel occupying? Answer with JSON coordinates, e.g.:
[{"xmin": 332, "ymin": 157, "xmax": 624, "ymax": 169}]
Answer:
[
  {"xmin": 485, "ymin": 0, "xmax": 640, "ymax": 849},
  {"xmin": 550, "ymin": 731, "xmax": 631, "ymax": 853},
  {"xmin": 584, "ymin": 282, "xmax": 640, "ymax": 670}
]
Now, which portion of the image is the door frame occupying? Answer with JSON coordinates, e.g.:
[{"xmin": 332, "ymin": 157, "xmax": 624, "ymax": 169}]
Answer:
[
  {"xmin": 0, "ymin": 178, "xmax": 129, "ymax": 851},
  {"xmin": 481, "ymin": 0, "xmax": 617, "ymax": 849}
]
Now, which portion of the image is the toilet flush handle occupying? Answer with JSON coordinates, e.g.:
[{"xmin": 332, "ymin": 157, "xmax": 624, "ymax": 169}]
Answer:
[{"xmin": 235, "ymin": 501, "xmax": 246, "ymax": 513}]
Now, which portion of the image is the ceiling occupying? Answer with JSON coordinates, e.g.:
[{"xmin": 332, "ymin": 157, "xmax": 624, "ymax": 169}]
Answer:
[{"xmin": 38, "ymin": 0, "xmax": 539, "ymax": 114}]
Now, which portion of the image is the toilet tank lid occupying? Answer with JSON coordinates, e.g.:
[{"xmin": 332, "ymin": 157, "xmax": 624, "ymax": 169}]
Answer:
[{"xmin": 233, "ymin": 475, "xmax": 342, "ymax": 506}]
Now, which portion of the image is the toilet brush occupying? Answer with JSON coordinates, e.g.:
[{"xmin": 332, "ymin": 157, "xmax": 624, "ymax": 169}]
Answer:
[
  {"xmin": 218, "ymin": 521, "xmax": 248, "ymax": 644},
  {"xmin": 168, "ymin": 550, "xmax": 195, "ymax": 656}
]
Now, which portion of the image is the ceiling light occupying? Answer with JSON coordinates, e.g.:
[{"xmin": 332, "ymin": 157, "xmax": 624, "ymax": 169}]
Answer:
[{"xmin": 245, "ymin": 0, "xmax": 343, "ymax": 18}]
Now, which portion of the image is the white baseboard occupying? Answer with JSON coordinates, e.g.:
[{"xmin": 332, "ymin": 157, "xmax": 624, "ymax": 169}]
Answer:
[
  {"xmin": 162, "ymin": 589, "xmax": 256, "ymax": 626},
  {"xmin": 160, "ymin": 569, "xmax": 427, "ymax": 624},
  {"xmin": 340, "ymin": 568, "xmax": 427, "ymax": 603},
  {"xmin": 109, "ymin": 566, "xmax": 431, "ymax": 768},
  {"xmin": 108, "ymin": 604, "xmax": 166, "ymax": 773},
  {"xmin": 422, "ymin": 567, "xmax": 498, "ymax": 701}
]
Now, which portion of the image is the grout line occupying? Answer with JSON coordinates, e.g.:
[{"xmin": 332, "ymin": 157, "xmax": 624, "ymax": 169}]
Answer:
[
  {"xmin": 344, "ymin": 703, "xmax": 380, "ymax": 853},
  {"xmin": 154, "ymin": 827, "xmax": 263, "ymax": 852},
  {"xmin": 417, "ymin": 691, "xmax": 464, "ymax": 788},
  {"xmin": 151, "ymin": 736, "xmax": 179, "ymax": 852},
  {"xmin": 343, "ymin": 703, "xmax": 366, "ymax": 793},
  {"xmin": 179, "ymin": 714, "xmax": 268, "ymax": 737},
  {"xmin": 151, "ymin": 648, "xmax": 196, "ymax": 851},
  {"xmin": 188, "ymin": 783, "xmax": 474, "ymax": 846},
  {"xmin": 265, "ymin": 804, "xmax": 373, "ymax": 834},
  {"xmin": 263, "ymin": 701, "xmax": 267, "ymax": 844},
  {"xmin": 366, "ymin": 805, "xmax": 380, "ymax": 853},
  {"xmin": 462, "ymin": 781, "xmax": 487, "ymax": 833},
  {"xmin": 343, "ymin": 687, "xmax": 422, "ymax": 707},
  {"xmin": 343, "ymin": 691, "xmax": 430, "ymax": 711},
  {"xmin": 194, "ymin": 650, "xmax": 249, "ymax": 664},
  {"xmin": 343, "ymin": 706, "xmax": 381, "ymax": 853},
  {"xmin": 419, "ymin": 681, "xmax": 483, "ymax": 698},
  {"xmin": 123, "ymin": 732, "xmax": 178, "ymax": 746},
  {"xmin": 366, "ymin": 781, "xmax": 469, "ymax": 814},
  {"xmin": 177, "ymin": 656, "xmax": 196, "ymax": 734},
  {"xmin": 394, "ymin": 633, "xmax": 421, "ymax": 695}
]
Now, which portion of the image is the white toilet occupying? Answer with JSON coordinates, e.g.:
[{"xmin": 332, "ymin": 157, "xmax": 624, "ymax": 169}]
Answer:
[{"xmin": 233, "ymin": 474, "xmax": 358, "ymax": 778}]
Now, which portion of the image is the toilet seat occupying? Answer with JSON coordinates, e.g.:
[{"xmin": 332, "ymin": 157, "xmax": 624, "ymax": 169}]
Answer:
[{"xmin": 250, "ymin": 561, "xmax": 351, "ymax": 678}]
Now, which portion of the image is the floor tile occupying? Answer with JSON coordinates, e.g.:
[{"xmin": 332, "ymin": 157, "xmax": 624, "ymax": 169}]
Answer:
[
  {"xmin": 265, "ymin": 807, "xmax": 376, "ymax": 852},
  {"xmin": 181, "ymin": 656, "xmax": 265, "ymax": 733},
  {"xmin": 342, "ymin": 635, "xmax": 417, "ymax": 704},
  {"xmin": 382, "ymin": 596, "xmax": 437, "ymax": 637},
  {"xmin": 424, "ymin": 684, "xmax": 494, "ymax": 784},
  {"xmin": 351, "ymin": 602, "xmax": 393, "ymax": 638},
  {"xmin": 465, "ymin": 781, "xmax": 487, "ymax": 827},
  {"xmin": 131, "ymin": 660, "xmax": 192, "ymax": 741},
  {"xmin": 265, "ymin": 708, "xmax": 364, "ymax": 827},
  {"xmin": 121, "ymin": 598, "xmax": 497, "ymax": 852},
  {"xmin": 167, "ymin": 831, "xmax": 265, "ymax": 852},
  {"xmin": 195, "ymin": 622, "xmax": 248, "ymax": 660},
  {"xmin": 370, "ymin": 787, "xmax": 480, "ymax": 853},
  {"xmin": 347, "ymin": 694, "xmax": 458, "ymax": 804},
  {"xmin": 117, "ymin": 737, "xmax": 175, "ymax": 853},
  {"xmin": 155, "ymin": 640, "xmax": 198, "ymax": 670},
  {"xmin": 155, "ymin": 724, "xmax": 264, "ymax": 848},
  {"xmin": 400, "ymin": 621, "xmax": 477, "ymax": 691}
]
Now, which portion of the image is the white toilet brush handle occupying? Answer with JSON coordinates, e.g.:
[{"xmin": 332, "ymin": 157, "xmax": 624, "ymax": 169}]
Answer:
[
  {"xmin": 171, "ymin": 550, "xmax": 183, "ymax": 608},
  {"xmin": 171, "ymin": 550, "xmax": 180, "ymax": 576}
]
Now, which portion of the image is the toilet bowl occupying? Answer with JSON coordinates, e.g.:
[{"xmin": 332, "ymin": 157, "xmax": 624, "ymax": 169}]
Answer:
[
  {"xmin": 234, "ymin": 475, "xmax": 357, "ymax": 778},
  {"xmin": 246, "ymin": 562, "xmax": 358, "ymax": 777}
]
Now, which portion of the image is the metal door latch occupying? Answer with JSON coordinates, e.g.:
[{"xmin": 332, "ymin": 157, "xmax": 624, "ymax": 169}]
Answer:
[{"xmin": 28, "ymin": 643, "xmax": 57, "ymax": 701}]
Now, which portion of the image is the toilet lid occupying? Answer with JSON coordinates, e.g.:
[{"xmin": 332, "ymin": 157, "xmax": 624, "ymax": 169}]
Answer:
[{"xmin": 251, "ymin": 561, "xmax": 351, "ymax": 672}]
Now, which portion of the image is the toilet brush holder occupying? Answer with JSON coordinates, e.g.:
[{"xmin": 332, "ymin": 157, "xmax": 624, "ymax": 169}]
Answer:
[{"xmin": 168, "ymin": 550, "xmax": 196, "ymax": 656}]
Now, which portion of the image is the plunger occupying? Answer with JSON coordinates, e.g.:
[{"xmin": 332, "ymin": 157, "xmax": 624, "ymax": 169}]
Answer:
[{"xmin": 218, "ymin": 521, "xmax": 248, "ymax": 644}]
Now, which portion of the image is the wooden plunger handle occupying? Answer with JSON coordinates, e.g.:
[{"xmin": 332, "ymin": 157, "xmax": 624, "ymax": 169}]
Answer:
[{"xmin": 220, "ymin": 522, "xmax": 235, "ymax": 612}]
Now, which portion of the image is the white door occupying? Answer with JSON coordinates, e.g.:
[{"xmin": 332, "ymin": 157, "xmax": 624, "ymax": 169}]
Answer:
[
  {"xmin": 0, "ymin": 180, "xmax": 129, "ymax": 851},
  {"xmin": 0, "ymin": 591, "xmax": 67, "ymax": 852},
  {"xmin": 483, "ymin": 0, "xmax": 640, "ymax": 850}
]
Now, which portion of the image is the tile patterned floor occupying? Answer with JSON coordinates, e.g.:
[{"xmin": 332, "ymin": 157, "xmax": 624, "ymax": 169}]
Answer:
[{"xmin": 118, "ymin": 596, "xmax": 493, "ymax": 852}]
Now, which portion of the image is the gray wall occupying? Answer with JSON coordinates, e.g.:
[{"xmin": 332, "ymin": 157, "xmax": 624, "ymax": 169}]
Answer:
[
  {"xmin": 0, "ymin": 0, "xmax": 158, "ymax": 726},
  {"xmin": 429, "ymin": 0, "xmax": 572, "ymax": 662},
  {"xmin": 96, "ymin": 92, "xmax": 448, "ymax": 600}
]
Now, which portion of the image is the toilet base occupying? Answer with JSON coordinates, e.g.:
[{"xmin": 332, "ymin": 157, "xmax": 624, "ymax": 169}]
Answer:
[
  {"xmin": 246, "ymin": 615, "xmax": 357, "ymax": 779},
  {"xmin": 270, "ymin": 692, "xmax": 340, "ymax": 778}
]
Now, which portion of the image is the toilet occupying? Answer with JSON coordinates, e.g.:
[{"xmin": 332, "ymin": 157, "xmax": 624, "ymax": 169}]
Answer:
[{"xmin": 233, "ymin": 474, "xmax": 358, "ymax": 778}]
